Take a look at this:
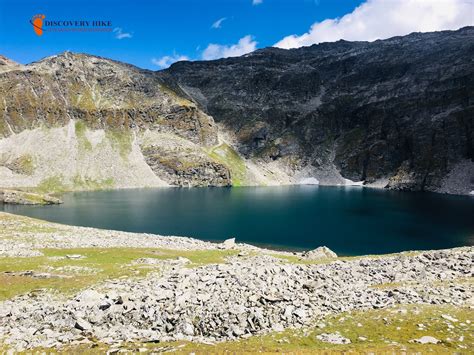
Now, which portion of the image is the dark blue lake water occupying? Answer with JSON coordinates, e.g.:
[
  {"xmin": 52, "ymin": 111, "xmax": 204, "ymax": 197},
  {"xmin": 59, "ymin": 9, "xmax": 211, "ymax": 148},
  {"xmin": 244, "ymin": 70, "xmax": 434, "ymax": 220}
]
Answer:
[{"xmin": 2, "ymin": 186, "xmax": 473, "ymax": 255}]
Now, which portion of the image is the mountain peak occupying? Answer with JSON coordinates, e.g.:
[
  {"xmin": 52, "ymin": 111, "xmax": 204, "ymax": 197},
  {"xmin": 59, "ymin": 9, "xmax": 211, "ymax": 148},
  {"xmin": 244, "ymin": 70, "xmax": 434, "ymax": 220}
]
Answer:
[
  {"xmin": 0, "ymin": 55, "xmax": 23, "ymax": 73},
  {"xmin": 27, "ymin": 51, "xmax": 144, "ymax": 77}
]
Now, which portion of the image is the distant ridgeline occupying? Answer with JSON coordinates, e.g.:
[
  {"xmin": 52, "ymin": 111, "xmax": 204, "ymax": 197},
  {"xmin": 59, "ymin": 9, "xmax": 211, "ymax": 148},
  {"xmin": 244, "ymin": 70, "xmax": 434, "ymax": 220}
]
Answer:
[{"xmin": 0, "ymin": 27, "xmax": 473, "ymax": 194}]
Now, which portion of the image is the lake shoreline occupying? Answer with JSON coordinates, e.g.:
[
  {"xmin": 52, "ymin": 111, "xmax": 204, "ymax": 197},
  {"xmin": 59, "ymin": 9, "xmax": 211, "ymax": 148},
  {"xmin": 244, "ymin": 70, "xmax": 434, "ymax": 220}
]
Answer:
[
  {"xmin": 0, "ymin": 212, "xmax": 472, "ymax": 352},
  {"xmin": 3, "ymin": 186, "xmax": 473, "ymax": 255}
]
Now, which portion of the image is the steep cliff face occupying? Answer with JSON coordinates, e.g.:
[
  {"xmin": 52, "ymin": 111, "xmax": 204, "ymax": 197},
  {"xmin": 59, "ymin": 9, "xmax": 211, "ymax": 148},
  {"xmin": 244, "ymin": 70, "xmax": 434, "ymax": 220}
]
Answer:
[{"xmin": 163, "ymin": 27, "xmax": 474, "ymax": 194}]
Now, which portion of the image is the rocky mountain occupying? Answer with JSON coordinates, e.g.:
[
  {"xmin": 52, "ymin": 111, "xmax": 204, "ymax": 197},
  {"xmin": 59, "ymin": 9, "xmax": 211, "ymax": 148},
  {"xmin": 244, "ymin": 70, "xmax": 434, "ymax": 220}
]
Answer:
[
  {"xmin": 0, "ymin": 52, "xmax": 274, "ymax": 190},
  {"xmin": 0, "ymin": 27, "xmax": 472, "ymax": 193},
  {"xmin": 162, "ymin": 27, "xmax": 474, "ymax": 194}
]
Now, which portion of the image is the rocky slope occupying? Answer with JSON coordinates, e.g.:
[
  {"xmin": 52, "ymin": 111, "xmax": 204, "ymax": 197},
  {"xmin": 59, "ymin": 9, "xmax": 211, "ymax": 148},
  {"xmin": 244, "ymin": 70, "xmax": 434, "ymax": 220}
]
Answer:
[
  {"xmin": 163, "ymin": 27, "xmax": 474, "ymax": 194},
  {"xmin": 0, "ymin": 212, "xmax": 472, "ymax": 352},
  {"xmin": 0, "ymin": 28, "xmax": 473, "ymax": 193}
]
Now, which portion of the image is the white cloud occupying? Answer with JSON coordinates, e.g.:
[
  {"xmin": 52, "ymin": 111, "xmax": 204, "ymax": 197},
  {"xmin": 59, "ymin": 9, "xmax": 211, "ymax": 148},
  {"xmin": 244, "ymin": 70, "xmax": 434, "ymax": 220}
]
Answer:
[
  {"xmin": 212, "ymin": 17, "xmax": 227, "ymax": 29},
  {"xmin": 151, "ymin": 54, "xmax": 189, "ymax": 69},
  {"xmin": 113, "ymin": 27, "xmax": 132, "ymax": 40},
  {"xmin": 275, "ymin": 0, "xmax": 474, "ymax": 49},
  {"xmin": 252, "ymin": 0, "xmax": 263, "ymax": 5},
  {"xmin": 202, "ymin": 35, "xmax": 257, "ymax": 60}
]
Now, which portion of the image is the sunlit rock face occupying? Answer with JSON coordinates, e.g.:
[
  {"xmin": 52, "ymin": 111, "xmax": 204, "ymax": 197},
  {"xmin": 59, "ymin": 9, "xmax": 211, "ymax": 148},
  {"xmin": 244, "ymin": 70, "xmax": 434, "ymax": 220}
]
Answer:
[
  {"xmin": 163, "ymin": 27, "xmax": 474, "ymax": 194},
  {"xmin": 0, "ymin": 52, "xmax": 231, "ymax": 188}
]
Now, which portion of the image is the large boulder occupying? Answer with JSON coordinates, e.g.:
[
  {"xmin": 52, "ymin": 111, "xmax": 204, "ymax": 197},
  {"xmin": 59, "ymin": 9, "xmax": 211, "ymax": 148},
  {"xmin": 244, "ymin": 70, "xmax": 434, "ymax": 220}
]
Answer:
[
  {"xmin": 302, "ymin": 246, "xmax": 337, "ymax": 260},
  {"xmin": 219, "ymin": 237, "xmax": 236, "ymax": 249}
]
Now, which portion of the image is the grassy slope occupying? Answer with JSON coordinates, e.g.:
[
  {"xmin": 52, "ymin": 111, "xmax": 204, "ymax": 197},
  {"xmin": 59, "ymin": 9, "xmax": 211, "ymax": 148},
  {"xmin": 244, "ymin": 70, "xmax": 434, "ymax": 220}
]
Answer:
[
  {"xmin": 206, "ymin": 143, "xmax": 248, "ymax": 186},
  {"xmin": 0, "ymin": 247, "xmax": 238, "ymax": 301}
]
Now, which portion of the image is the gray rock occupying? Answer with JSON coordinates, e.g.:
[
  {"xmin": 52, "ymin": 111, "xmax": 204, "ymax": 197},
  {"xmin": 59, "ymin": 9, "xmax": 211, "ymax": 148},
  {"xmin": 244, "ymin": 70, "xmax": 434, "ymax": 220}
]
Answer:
[
  {"xmin": 75, "ymin": 290, "xmax": 103, "ymax": 305},
  {"xmin": 66, "ymin": 254, "xmax": 85, "ymax": 260},
  {"xmin": 316, "ymin": 332, "xmax": 351, "ymax": 344},
  {"xmin": 220, "ymin": 237, "xmax": 236, "ymax": 249},
  {"xmin": 412, "ymin": 336, "xmax": 441, "ymax": 344},
  {"xmin": 74, "ymin": 318, "xmax": 92, "ymax": 332},
  {"xmin": 302, "ymin": 246, "xmax": 337, "ymax": 260},
  {"xmin": 177, "ymin": 257, "xmax": 191, "ymax": 264},
  {"xmin": 181, "ymin": 322, "xmax": 195, "ymax": 336}
]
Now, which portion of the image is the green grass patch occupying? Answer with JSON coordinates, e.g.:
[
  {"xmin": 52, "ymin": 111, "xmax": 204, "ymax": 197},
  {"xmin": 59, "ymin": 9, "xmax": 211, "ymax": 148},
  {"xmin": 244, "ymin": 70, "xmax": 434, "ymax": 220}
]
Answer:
[
  {"xmin": 0, "ymin": 247, "xmax": 238, "ymax": 300},
  {"xmin": 206, "ymin": 143, "xmax": 247, "ymax": 186},
  {"xmin": 69, "ymin": 82, "xmax": 96, "ymax": 111},
  {"xmin": 75, "ymin": 121, "xmax": 93, "ymax": 151},
  {"xmin": 269, "ymin": 253, "xmax": 336, "ymax": 265},
  {"xmin": 20, "ymin": 192, "xmax": 48, "ymax": 204},
  {"xmin": 72, "ymin": 175, "xmax": 115, "ymax": 190},
  {"xmin": 35, "ymin": 175, "xmax": 67, "ymax": 194},
  {"xmin": 269, "ymin": 250, "xmax": 423, "ymax": 265},
  {"xmin": 12, "ymin": 154, "xmax": 35, "ymax": 175},
  {"xmin": 106, "ymin": 129, "xmax": 133, "ymax": 160}
]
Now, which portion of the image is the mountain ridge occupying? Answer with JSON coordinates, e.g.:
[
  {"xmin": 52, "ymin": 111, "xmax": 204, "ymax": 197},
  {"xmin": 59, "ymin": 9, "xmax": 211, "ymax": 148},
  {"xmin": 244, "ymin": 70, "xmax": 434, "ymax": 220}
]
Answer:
[
  {"xmin": 0, "ymin": 27, "xmax": 473, "ymax": 194},
  {"xmin": 162, "ymin": 26, "xmax": 474, "ymax": 194}
]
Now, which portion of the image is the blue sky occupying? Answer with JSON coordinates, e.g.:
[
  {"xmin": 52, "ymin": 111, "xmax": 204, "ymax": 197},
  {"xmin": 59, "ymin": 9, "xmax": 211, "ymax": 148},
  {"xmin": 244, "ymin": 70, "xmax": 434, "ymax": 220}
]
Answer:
[{"xmin": 0, "ymin": 0, "xmax": 472, "ymax": 70}]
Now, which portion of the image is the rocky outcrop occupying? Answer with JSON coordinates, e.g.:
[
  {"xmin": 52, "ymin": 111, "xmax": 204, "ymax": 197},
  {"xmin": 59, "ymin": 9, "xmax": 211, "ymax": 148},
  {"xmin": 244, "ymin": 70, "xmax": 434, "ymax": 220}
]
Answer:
[
  {"xmin": 0, "ymin": 52, "xmax": 217, "ymax": 145},
  {"xmin": 142, "ymin": 145, "xmax": 231, "ymax": 187},
  {"xmin": 163, "ymin": 27, "xmax": 474, "ymax": 194},
  {"xmin": 0, "ymin": 189, "xmax": 62, "ymax": 205},
  {"xmin": 302, "ymin": 246, "xmax": 337, "ymax": 260}
]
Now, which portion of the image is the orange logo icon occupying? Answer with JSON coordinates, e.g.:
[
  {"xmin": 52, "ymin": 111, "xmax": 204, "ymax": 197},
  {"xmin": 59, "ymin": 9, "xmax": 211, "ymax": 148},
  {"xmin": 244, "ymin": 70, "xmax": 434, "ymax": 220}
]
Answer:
[{"xmin": 30, "ymin": 14, "xmax": 46, "ymax": 36}]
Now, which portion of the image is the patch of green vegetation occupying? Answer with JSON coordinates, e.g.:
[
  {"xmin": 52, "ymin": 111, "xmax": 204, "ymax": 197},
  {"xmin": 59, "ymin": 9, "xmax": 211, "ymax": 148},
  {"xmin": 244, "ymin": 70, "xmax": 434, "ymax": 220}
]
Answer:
[
  {"xmin": 269, "ymin": 253, "xmax": 335, "ymax": 265},
  {"xmin": 155, "ymin": 155, "xmax": 202, "ymax": 172},
  {"xmin": 14, "ymin": 154, "xmax": 35, "ymax": 175},
  {"xmin": 106, "ymin": 129, "xmax": 133, "ymax": 160},
  {"xmin": 35, "ymin": 175, "xmax": 67, "ymax": 194},
  {"xmin": 269, "ymin": 250, "xmax": 424, "ymax": 266},
  {"xmin": 75, "ymin": 121, "xmax": 93, "ymax": 151},
  {"xmin": 304, "ymin": 304, "xmax": 473, "ymax": 352},
  {"xmin": 72, "ymin": 175, "xmax": 115, "ymax": 190},
  {"xmin": 69, "ymin": 82, "xmax": 96, "ymax": 111},
  {"xmin": 33, "ymin": 174, "xmax": 115, "ymax": 195},
  {"xmin": 13, "ymin": 225, "xmax": 60, "ymax": 234},
  {"xmin": 206, "ymin": 143, "xmax": 247, "ymax": 186},
  {"xmin": 370, "ymin": 277, "xmax": 474, "ymax": 290},
  {"xmin": 166, "ymin": 248, "xmax": 238, "ymax": 266},
  {"xmin": 338, "ymin": 250, "xmax": 422, "ymax": 262},
  {"xmin": 20, "ymin": 192, "xmax": 51, "ymax": 205},
  {"xmin": 0, "ymin": 247, "xmax": 238, "ymax": 300},
  {"xmin": 11, "ymin": 304, "xmax": 472, "ymax": 353}
]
